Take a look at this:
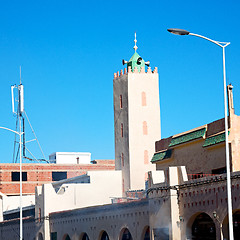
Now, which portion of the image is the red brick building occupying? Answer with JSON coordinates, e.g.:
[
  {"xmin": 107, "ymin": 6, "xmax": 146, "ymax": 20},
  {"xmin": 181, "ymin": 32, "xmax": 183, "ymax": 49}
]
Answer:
[{"xmin": 0, "ymin": 160, "xmax": 115, "ymax": 195}]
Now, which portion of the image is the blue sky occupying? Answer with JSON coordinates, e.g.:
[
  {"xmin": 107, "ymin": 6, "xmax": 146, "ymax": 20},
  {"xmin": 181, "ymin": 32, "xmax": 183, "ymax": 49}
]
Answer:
[{"xmin": 0, "ymin": 0, "xmax": 240, "ymax": 163}]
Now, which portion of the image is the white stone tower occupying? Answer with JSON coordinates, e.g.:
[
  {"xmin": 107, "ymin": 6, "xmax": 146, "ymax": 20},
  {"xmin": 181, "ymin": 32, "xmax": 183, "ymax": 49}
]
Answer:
[{"xmin": 113, "ymin": 34, "xmax": 161, "ymax": 193}]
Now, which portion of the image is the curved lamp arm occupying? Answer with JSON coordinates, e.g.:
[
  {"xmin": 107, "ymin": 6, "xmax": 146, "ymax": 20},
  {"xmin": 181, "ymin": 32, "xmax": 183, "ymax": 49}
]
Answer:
[
  {"xmin": 189, "ymin": 33, "xmax": 230, "ymax": 48},
  {"xmin": 0, "ymin": 126, "xmax": 22, "ymax": 136}
]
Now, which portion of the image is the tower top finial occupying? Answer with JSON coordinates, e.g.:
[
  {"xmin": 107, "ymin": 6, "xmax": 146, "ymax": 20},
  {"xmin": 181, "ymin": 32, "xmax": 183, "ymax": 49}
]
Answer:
[{"xmin": 133, "ymin": 32, "xmax": 138, "ymax": 52}]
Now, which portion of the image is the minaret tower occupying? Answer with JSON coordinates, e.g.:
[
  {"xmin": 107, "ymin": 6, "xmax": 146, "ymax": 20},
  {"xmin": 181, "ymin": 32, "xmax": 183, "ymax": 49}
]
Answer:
[{"xmin": 113, "ymin": 34, "xmax": 161, "ymax": 193}]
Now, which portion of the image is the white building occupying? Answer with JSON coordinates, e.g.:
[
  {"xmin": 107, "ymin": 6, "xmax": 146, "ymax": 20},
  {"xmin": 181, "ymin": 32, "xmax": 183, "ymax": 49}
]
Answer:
[{"xmin": 49, "ymin": 152, "xmax": 91, "ymax": 164}]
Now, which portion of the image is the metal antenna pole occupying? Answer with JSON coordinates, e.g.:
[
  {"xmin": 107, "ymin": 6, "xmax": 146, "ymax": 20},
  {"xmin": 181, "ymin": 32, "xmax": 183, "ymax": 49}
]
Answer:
[{"xmin": 19, "ymin": 66, "xmax": 23, "ymax": 240}]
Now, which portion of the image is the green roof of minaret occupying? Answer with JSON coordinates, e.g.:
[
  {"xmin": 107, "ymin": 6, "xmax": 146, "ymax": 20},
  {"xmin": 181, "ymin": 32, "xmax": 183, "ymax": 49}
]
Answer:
[
  {"xmin": 127, "ymin": 32, "xmax": 146, "ymax": 72},
  {"xmin": 127, "ymin": 51, "xmax": 145, "ymax": 72}
]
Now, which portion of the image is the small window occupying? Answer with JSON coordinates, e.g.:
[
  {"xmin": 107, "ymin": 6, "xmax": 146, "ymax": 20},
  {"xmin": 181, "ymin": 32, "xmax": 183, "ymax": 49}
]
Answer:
[
  {"xmin": 143, "ymin": 121, "xmax": 148, "ymax": 135},
  {"xmin": 11, "ymin": 172, "xmax": 27, "ymax": 181},
  {"xmin": 52, "ymin": 172, "xmax": 67, "ymax": 181},
  {"xmin": 141, "ymin": 92, "xmax": 147, "ymax": 106},
  {"xmin": 38, "ymin": 208, "xmax": 41, "ymax": 222},
  {"xmin": 212, "ymin": 167, "xmax": 226, "ymax": 175},
  {"xmin": 121, "ymin": 123, "xmax": 123, "ymax": 137},
  {"xmin": 120, "ymin": 95, "xmax": 123, "ymax": 109},
  {"xmin": 144, "ymin": 150, "xmax": 149, "ymax": 164},
  {"xmin": 121, "ymin": 153, "xmax": 124, "ymax": 167}
]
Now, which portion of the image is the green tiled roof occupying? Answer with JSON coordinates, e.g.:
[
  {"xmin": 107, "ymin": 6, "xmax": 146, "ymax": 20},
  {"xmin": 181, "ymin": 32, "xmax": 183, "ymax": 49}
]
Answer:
[
  {"xmin": 127, "ymin": 52, "xmax": 145, "ymax": 72},
  {"xmin": 169, "ymin": 128, "xmax": 206, "ymax": 147},
  {"xmin": 151, "ymin": 149, "xmax": 173, "ymax": 163},
  {"xmin": 203, "ymin": 131, "xmax": 229, "ymax": 147}
]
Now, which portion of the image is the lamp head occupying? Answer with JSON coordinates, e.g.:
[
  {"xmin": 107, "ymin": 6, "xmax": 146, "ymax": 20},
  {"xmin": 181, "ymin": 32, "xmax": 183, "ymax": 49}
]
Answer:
[
  {"xmin": 167, "ymin": 28, "xmax": 190, "ymax": 35},
  {"xmin": 212, "ymin": 211, "xmax": 217, "ymax": 219}
]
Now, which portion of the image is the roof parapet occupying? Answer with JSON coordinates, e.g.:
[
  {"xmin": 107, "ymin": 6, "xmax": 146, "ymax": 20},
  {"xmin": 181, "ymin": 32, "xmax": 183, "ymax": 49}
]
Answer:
[{"xmin": 113, "ymin": 66, "xmax": 158, "ymax": 79}]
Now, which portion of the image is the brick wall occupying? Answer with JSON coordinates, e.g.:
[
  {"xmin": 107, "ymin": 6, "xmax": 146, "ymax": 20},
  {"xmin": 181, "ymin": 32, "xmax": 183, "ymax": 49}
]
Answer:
[{"xmin": 0, "ymin": 160, "xmax": 115, "ymax": 195}]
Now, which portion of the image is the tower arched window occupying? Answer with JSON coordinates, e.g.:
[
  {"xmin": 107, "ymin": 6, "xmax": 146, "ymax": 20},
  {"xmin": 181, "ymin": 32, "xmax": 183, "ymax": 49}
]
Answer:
[
  {"xmin": 144, "ymin": 150, "xmax": 149, "ymax": 164},
  {"xmin": 142, "ymin": 92, "xmax": 147, "ymax": 106},
  {"xmin": 121, "ymin": 153, "xmax": 124, "ymax": 167},
  {"xmin": 143, "ymin": 121, "xmax": 148, "ymax": 135},
  {"xmin": 121, "ymin": 123, "xmax": 123, "ymax": 137},
  {"xmin": 120, "ymin": 95, "xmax": 123, "ymax": 109}
]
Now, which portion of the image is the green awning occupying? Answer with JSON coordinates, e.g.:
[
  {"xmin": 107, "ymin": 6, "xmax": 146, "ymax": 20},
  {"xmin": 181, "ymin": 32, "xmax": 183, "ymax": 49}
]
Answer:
[
  {"xmin": 151, "ymin": 149, "xmax": 173, "ymax": 163},
  {"xmin": 203, "ymin": 131, "xmax": 229, "ymax": 147},
  {"xmin": 169, "ymin": 128, "xmax": 206, "ymax": 147}
]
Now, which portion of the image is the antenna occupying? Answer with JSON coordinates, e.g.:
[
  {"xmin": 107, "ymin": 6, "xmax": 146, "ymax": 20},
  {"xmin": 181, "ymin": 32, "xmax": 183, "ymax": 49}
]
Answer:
[
  {"xmin": 19, "ymin": 84, "xmax": 24, "ymax": 114},
  {"xmin": 11, "ymin": 85, "xmax": 16, "ymax": 114}
]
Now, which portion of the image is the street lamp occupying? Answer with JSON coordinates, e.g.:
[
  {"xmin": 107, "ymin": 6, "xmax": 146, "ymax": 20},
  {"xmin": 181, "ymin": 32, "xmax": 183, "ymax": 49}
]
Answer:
[
  {"xmin": 167, "ymin": 28, "xmax": 233, "ymax": 240},
  {"xmin": 0, "ymin": 126, "xmax": 23, "ymax": 240}
]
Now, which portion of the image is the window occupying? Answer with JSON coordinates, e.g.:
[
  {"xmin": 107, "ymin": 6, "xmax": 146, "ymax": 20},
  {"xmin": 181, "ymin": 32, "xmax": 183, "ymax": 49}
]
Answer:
[
  {"xmin": 121, "ymin": 153, "xmax": 124, "ymax": 167},
  {"xmin": 11, "ymin": 172, "xmax": 27, "ymax": 181},
  {"xmin": 120, "ymin": 95, "xmax": 123, "ymax": 109},
  {"xmin": 143, "ymin": 121, "xmax": 148, "ymax": 135},
  {"xmin": 141, "ymin": 92, "xmax": 147, "ymax": 106},
  {"xmin": 38, "ymin": 208, "xmax": 41, "ymax": 222},
  {"xmin": 121, "ymin": 123, "xmax": 123, "ymax": 137},
  {"xmin": 52, "ymin": 172, "xmax": 67, "ymax": 181},
  {"xmin": 212, "ymin": 167, "xmax": 226, "ymax": 175},
  {"xmin": 144, "ymin": 150, "xmax": 149, "ymax": 164}
]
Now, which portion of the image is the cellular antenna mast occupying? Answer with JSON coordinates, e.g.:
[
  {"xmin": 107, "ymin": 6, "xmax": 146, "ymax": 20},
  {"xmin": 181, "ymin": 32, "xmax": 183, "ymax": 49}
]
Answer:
[{"xmin": 11, "ymin": 68, "xmax": 47, "ymax": 164}]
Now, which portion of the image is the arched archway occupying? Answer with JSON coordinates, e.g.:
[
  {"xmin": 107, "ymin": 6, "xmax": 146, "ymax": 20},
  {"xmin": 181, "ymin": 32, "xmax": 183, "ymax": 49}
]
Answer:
[
  {"xmin": 119, "ymin": 228, "xmax": 133, "ymax": 240},
  {"xmin": 141, "ymin": 226, "xmax": 150, "ymax": 240},
  {"xmin": 80, "ymin": 233, "xmax": 90, "ymax": 240},
  {"xmin": 38, "ymin": 232, "xmax": 44, "ymax": 240},
  {"xmin": 192, "ymin": 213, "xmax": 216, "ymax": 240},
  {"xmin": 62, "ymin": 234, "xmax": 71, "ymax": 240},
  {"xmin": 99, "ymin": 230, "xmax": 110, "ymax": 240},
  {"xmin": 222, "ymin": 210, "xmax": 240, "ymax": 239}
]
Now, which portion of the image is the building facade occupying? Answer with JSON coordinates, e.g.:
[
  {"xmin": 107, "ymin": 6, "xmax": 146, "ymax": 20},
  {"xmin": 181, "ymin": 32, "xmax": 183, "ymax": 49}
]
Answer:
[{"xmin": 0, "ymin": 36, "xmax": 240, "ymax": 240}]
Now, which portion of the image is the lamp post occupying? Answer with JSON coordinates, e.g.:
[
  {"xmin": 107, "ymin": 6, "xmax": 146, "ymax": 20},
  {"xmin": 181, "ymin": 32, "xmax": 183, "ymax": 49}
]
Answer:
[
  {"xmin": 167, "ymin": 28, "xmax": 233, "ymax": 240},
  {"xmin": 0, "ymin": 126, "xmax": 23, "ymax": 240}
]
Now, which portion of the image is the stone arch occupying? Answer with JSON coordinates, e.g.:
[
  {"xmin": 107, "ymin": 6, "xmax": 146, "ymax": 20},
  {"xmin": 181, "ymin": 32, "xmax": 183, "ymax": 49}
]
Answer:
[
  {"xmin": 62, "ymin": 234, "xmax": 71, "ymax": 240},
  {"xmin": 189, "ymin": 212, "xmax": 216, "ymax": 240},
  {"xmin": 119, "ymin": 227, "xmax": 133, "ymax": 240},
  {"xmin": 38, "ymin": 232, "xmax": 44, "ymax": 240},
  {"xmin": 222, "ymin": 209, "xmax": 240, "ymax": 240},
  {"xmin": 98, "ymin": 230, "xmax": 110, "ymax": 240},
  {"xmin": 79, "ymin": 232, "xmax": 90, "ymax": 240},
  {"xmin": 141, "ymin": 226, "xmax": 150, "ymax": 240}
]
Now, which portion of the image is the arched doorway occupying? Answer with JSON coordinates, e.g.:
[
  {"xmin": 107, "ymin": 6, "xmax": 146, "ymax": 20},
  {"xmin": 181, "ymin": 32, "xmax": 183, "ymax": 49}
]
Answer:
[
  {"xmin": 120, "ymin": 228, "xmax": 133, "ymax": 240},
  {"xmin": 81, "ymin": 233, "xmax": 90, "ymax": 240},
  {"xmin": 223, "ymin": 210, "xmax": 240, "ymax": 239},
  {"xmin": 63, "ymin": 234, "xmax": 71, "ymax": 240},
  {"xmin": 142, "ymin": 226, "xmax": 150, "ymax": 240},
  {"xmin": 100, "ymin": 231, "xmax": 110, "ymax": 240},
  {"xmin": 233, "ymin": 211, "xmax": 240, "ymax": 239},
  {"xmin": 38, "ymin": 232, "xmax": 44, "ymax": 240},
  {"xmin": 192, "ymin": 213, "xmax": 216, "ymax": 240}
]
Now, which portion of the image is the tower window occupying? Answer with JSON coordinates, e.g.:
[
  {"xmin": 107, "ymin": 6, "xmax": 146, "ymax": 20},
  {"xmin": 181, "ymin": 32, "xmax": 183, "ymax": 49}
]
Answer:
[
  {"xmin": 121, "ymin": 123, "xmax": 123, "ymax": 137},
  {"xmin": 120, "ymin": 95, "xmax": 123, "ymax": 109},
  {"xmin": 121, "ymin": 153, "xmax": 124, "ymax": 167},
  {"xmin": 143, "ymin": 121, "xmax": 148, "ymax": 135},
  {"xmin": 144, "ymin": 150, "xmax": 149, "ymax": 164},
  {"xmin": 142, "ymin": 92, "xmax": 147, "ymax": 106}
]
